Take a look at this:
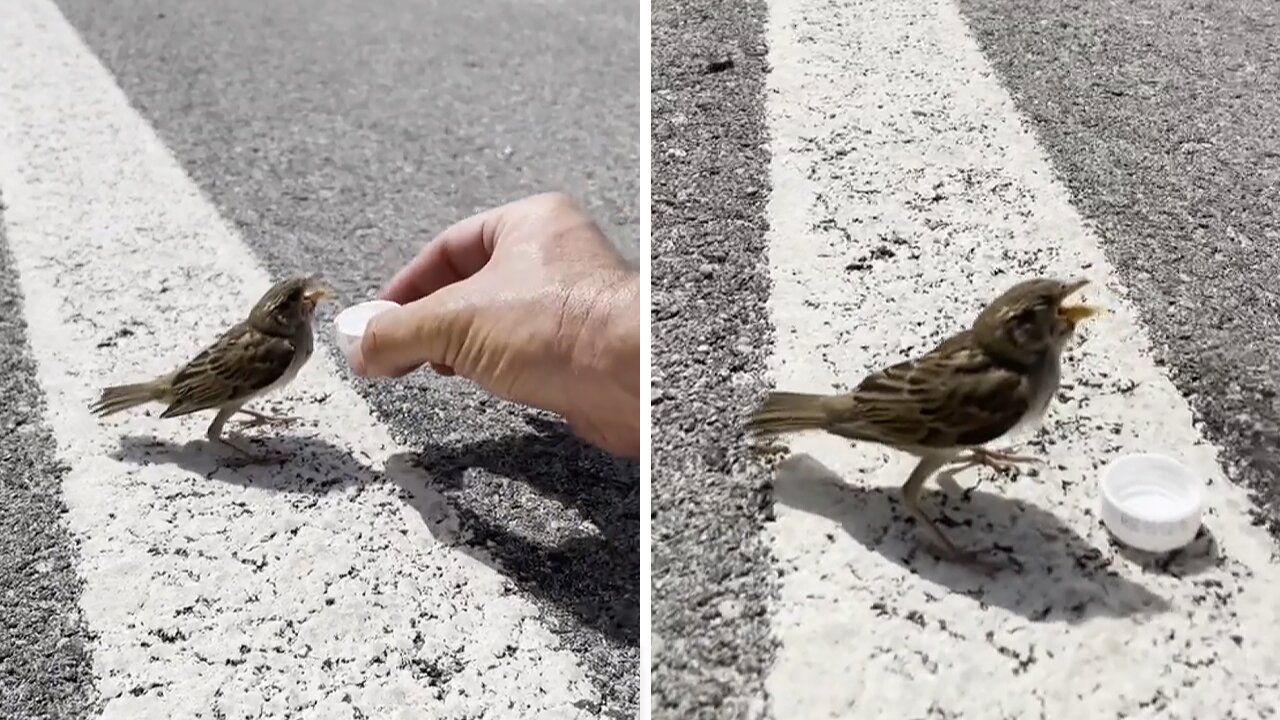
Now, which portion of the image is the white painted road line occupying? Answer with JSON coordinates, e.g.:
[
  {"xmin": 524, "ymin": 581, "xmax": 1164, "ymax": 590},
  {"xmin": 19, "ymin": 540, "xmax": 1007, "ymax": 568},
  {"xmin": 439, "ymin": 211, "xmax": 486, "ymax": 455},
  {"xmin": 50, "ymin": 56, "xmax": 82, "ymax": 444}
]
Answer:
[
  {"xmin": 0, "ymin": 1, "xmax": 596, "ymax": 718},
  {"xmin": 762, "ymin": 0, "xmax": 1280, "ymax": 718}
]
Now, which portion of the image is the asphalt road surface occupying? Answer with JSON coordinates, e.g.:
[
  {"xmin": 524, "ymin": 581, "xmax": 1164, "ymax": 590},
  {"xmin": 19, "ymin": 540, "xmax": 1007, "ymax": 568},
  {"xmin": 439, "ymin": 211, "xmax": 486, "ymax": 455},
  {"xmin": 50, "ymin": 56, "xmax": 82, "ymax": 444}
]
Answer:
[
  {"xmin": 652, "ymin": 0, "xmax": 1280, "ymax": 718},
  {"xmin": 0, "ymin": 0, "xmax": 639, "ymax": 718}
]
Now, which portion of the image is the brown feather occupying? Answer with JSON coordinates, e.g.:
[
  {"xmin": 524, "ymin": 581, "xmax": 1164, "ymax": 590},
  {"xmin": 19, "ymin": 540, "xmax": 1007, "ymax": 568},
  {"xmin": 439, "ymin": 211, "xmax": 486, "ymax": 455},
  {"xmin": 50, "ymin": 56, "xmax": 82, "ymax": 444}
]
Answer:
[
  {"xmin": 90, "ymin": 379, "xmax": 171, "ymax": 416},
  {"xmin": 158, "ymin": 321, "xmax": 297, "ymax": 418},
  {"xmin": 747, "ymin": 330, "xmax": 1032, "ymax": 452},
  {"xmin": 744, "ymin": 391, "xmax": 853, "ymax": 436}
]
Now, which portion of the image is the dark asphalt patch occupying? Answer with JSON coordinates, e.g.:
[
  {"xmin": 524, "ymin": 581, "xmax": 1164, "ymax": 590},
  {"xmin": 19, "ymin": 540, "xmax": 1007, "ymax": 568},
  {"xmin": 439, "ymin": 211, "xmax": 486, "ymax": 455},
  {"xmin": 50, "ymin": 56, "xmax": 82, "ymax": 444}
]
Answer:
[
  {"xmin": 54, "ymin": 0, "xmax": 640, "ymax": 714},
  {"xmin": 958, "ymin": 0, "xmax": 1280, "ymax": 531},
  {"xmin": 0, "ymin": 202, "xmax": 100, "ymax": 720},
  {"xmin": 651, "ymin": 1, "xmax": 778, "ymax": 718}
]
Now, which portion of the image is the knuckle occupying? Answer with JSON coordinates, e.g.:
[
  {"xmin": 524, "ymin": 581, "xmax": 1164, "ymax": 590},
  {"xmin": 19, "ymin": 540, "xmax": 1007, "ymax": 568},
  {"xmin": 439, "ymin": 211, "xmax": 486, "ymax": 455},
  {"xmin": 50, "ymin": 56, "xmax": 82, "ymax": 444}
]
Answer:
[{"xmin": 527, "ymin": 190, "xmax": 578, "ymax": 216}]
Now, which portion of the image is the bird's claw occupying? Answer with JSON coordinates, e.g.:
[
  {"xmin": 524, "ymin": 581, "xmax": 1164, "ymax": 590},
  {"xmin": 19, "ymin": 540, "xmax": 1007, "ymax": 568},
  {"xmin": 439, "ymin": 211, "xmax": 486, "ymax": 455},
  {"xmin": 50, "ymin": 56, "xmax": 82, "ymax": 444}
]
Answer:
[
  {"xmin": 235, "ymin": 410, "xmax": 300, "ymax": 429},
  {"xmin": 931, "ymin": 543, "xmax": 1010, "ymax": 576},
  {"xmin": 952, "ymin": 446, "xmax": 1043, "ymax": 474}
]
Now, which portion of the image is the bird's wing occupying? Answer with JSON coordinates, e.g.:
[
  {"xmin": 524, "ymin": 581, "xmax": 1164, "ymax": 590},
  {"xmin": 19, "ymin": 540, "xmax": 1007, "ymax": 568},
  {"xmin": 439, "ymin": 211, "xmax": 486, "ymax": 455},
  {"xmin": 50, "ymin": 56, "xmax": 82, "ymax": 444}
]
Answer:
[
  {"xmin": 823, "ymin": 331, "xmax": 1033, "ymax": 450},
  {"xmin": 159, "ymin": 322, "xmax": 296, "ymax": 418}
]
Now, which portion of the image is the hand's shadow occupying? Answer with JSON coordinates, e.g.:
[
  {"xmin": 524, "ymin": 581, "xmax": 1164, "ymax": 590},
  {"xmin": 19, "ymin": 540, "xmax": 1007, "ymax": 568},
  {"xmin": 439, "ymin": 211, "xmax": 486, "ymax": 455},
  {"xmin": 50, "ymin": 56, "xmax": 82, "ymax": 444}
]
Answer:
[
  {"xmin": 773, "ymin": 453, "xmax": 1171, "ymax": 622},
  {"xmin": 387, "ymin": 415, "xmax": 639, "ymax": 648}
]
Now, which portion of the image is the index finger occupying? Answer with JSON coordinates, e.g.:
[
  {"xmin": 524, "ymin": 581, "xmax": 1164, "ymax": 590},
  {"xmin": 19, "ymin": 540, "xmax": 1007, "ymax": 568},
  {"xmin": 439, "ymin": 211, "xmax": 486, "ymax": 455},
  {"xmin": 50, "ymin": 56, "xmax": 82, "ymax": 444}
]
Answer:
[{"xmin": 378, "ymin": 207, "xmax": 498, "ymax": 304}]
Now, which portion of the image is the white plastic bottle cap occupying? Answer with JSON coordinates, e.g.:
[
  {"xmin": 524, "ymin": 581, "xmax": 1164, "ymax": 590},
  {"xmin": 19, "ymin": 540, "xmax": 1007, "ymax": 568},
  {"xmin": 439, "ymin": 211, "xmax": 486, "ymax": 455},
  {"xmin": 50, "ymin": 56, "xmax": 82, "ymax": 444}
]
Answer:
[
  {"xmin": 1099, "ymin": 452, "xmax": 1206, "ymax": 554},
  {"xmin": 333, "ymin": 300, "xmax": 401, "ymax": 364}
]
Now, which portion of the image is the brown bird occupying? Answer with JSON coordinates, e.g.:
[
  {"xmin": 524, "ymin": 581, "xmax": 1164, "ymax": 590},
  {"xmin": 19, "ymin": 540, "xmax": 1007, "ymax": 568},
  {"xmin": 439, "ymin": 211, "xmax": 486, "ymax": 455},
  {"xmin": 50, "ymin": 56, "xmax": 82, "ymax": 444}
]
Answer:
[
  {"xmin": 91, "ymin": 275, "xmax": 333, "ymax": 460},
  {"xmin": 746, "ymin": 277, "xmax": 1102, "ymax": 569}
]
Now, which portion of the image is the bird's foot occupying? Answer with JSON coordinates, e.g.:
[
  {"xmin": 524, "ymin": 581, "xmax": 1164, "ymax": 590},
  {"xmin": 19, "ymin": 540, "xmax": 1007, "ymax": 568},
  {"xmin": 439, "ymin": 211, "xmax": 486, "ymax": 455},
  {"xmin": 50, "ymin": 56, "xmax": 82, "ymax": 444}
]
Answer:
[
  {"xmin": 235, "ymin": 409, "xmax": 300, "ymax": 429},
  {"xmin": 927, "ymin": 542, "xmax": 1011, "ymax": 576},
  {"xmin": 953, "ymin": 446, "xmax": 1043, "ymax": 474},
  {"xmin": 906, "ymin": 500, "xmax": 1011, "ymax": 576}
]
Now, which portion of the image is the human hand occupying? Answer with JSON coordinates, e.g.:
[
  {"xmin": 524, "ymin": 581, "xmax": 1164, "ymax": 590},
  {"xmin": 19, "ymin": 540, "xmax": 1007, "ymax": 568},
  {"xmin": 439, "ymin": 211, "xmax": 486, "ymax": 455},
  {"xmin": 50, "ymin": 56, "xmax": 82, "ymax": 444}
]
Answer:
[{"xmin": 351, "ymin": 192, "xmax": 640, "ymax": 459}]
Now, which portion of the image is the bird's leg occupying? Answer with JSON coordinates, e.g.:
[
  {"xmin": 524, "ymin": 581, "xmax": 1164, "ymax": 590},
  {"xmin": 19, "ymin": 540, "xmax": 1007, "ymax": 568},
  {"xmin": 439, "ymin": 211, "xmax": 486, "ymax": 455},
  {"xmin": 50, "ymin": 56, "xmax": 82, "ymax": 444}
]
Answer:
[
  {"xmin": 901, "ymin": 455, "xmax": 1005, "ymax": 574},
  {"xmin": 207, "ymin": 406, "xmax": 273, "ymax": 464},
  {"xmin": 235, "ymin": 407, "xmax": 300, "ymax": 429},
  {"xmin": 950, "ymin": 446, "xmax": 1043, "ymax": 474}
]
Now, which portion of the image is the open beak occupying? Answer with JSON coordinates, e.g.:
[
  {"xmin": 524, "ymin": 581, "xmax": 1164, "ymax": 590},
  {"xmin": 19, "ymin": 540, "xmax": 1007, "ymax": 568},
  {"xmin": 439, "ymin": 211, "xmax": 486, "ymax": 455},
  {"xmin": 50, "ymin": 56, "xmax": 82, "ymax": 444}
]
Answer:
[
  {"xmin": 1057, "ymin": 277, "xmax": 1102, "ymax": 325},
  {"xmin": 303, "ymin": 284, "xmax": 334, "ymax": 305}
]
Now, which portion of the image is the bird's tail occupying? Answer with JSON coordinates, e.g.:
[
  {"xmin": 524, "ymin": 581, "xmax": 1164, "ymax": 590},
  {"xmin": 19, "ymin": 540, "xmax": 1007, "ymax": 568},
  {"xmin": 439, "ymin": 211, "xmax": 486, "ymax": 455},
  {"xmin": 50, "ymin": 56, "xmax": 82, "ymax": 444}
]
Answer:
[
  {"xmin": 745, "ymin": 391, "xmax": 836, "ymax": 437},
  {"xmin": 90, "ymin": 380, "xmax": 166, "ymax": 417}
]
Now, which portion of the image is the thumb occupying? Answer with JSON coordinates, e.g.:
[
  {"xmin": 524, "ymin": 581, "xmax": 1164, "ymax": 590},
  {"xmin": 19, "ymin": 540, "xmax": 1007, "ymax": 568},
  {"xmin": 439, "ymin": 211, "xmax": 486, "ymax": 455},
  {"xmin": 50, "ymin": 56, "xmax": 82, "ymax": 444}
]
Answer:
[{"xmin": 352, "ymin": 290, "xmax": 471, "ymax": 378}]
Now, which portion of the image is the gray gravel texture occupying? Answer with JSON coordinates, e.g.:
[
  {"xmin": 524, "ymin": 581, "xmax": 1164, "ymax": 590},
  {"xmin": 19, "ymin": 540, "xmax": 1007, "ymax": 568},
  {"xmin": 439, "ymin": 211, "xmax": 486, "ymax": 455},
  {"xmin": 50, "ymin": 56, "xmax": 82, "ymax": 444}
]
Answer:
[
  {"xmin": 0, "ymin": 207, "xmax": 100, "ymax": 720},
  {"xmin": 958, "ymin": 0, "xmax": 1280, "ymax": 530},
  {"xmin": 650, "ymin": 1, "xmax": 777, "ymax": 718},
  {"xmin": 51, "ymin": 0, "xmax": 641, "ymax": 715}
]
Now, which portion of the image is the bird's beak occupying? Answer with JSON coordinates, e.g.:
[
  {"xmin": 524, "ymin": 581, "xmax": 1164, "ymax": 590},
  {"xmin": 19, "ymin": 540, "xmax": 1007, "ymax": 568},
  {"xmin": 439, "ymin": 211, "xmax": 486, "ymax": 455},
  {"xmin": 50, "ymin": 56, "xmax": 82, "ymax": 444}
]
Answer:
[
  {"xmin": 1057, "ymin": 277, "xmax": 1102, "ymax": 324},
  {"xmin": 303, "ymin": 284, "xmax": 334, "ymax": 305}
]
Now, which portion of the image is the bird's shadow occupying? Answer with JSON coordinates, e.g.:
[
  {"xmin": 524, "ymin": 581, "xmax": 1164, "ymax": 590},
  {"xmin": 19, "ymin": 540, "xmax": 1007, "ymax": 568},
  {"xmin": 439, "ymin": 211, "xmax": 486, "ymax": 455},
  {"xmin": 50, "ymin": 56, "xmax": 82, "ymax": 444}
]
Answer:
[
  {"xmin": 773, "ymin": 453, "xmax": 1173, "ymax": 622},
  {"xmin": 386, "ymin": 414, "xmax": 640, "ymax": 648},
  {"xmin": 111, "ymin": 421, "xmax": 639, "ymax": 647},
  {"xmin": 113, "ymin": 433, "xmax": 376, "ymax": 497}
]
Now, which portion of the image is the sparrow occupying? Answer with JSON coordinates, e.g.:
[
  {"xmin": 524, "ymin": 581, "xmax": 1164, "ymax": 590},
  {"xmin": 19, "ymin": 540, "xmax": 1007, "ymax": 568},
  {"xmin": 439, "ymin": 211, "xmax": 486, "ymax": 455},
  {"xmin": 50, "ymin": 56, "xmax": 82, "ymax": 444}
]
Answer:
[
  {"xmin": 746, "ymin": 277, "xmax": 1102, "ymax": 569},
  {"xmin": 90, "ymin": 275, "xmax": 334, "ymax": 460}
]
